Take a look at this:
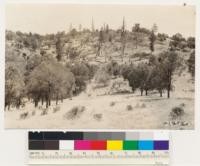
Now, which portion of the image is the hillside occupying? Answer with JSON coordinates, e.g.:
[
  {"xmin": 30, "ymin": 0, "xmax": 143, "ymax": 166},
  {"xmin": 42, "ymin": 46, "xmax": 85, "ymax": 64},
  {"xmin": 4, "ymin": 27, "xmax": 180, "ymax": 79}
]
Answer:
[{"xmin": 5, "ymin": 27, "xmax": 195, "ymax": 129}]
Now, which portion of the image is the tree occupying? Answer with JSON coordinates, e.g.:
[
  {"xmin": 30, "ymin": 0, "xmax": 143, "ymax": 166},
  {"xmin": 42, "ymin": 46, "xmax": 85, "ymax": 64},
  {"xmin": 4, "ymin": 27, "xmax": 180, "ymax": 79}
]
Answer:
[
  {"xmin": 106, "ymin": 61, "xmax": 120, "ymax": 77},
  {"xmin": 126, "ymin": 66, "xmax": 141, "ymax": 93},
  {"xmin": 187, "ymin": 37, "xmax": 195, "ymax": 49},
  {"xmin": 6, "ymin": 30, "xmax": 15, "ymax": 41},
  {"xmin": 67, "ymin": 46, "xmax": 81, "ymax": 61},
  {"xmin": 170, "ymin": 33, "xmax": 186, "ymax": 50},
  {"xmin": 22, "ymin": 33, "xmax": 40, "ymax": 51},
  {"xmin": 27, "ymin": 58, "xmax": 75, "ymax": 108},
  {"xmin": 55, "ymin": 36, "xmax": 65, "ymax": 61},
  {"xmin": 157, "ymin": 33, "xmax": 168, "ymax": 42},
  {"xmin": 121, "ymin": 64, "xmax": 133, "ymax": 80},
  {"xmin": 5, "ymin": 66, "xmax": 25, "ymax": 110},
  {"xmin": 149, "ymin": 57, "xmax": 167, "ymax": 97},
  {"xmin": 171, "ymin": 33, "xmax": 185, "ymax": 42},
  {"xmin": 70, "ymin": 28, "xmax": 78, "ymax": 38},
  {"xmin": 135, "ymin": 63, "xmax": 151, "ymax": 96},
  {"xmin": 120, "ymin": 17, "xmax": 126, "ymax": 62},
  {"xmin": 158, "ymin": 51, "xmax": 179, "ymax": 98},
  {"xmin": 53, "ymin": 65, "xmax": 75, "ymax": 104},
  {"xmin": 143, "ymin": 65, "xmax": 156, "ymax": 96},
  {"xmin": 96, "ymin": 27, "xmax": 104, "ymax": 59},
  {"xmin": 132, "ymin": 24, "xmax": 144, "ymax": 49},
  {"xmin": 149, "ymin": 30, "xmax": 156, "ymax": 53},
  {"xmin": 188, "ymin": 51, "xmax": 195, "ymax": 77},
  {"xmin": 85, "ymin": 63, "xmax": 98, "ymax": 80},
  {"xmin": 68, "ymin": 62, "xmax": 90, "ymax": 94},
  {"xmin": 132, "ymin": 24, "xmax": 139, "ymax": 49}
]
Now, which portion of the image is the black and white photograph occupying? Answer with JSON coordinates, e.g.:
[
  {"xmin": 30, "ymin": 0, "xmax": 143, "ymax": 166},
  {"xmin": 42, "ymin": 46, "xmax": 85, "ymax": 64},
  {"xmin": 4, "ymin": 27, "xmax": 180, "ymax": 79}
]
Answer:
[{"xmin": 5, "ymin": 3, "xmax": 195, "ymax": 129}]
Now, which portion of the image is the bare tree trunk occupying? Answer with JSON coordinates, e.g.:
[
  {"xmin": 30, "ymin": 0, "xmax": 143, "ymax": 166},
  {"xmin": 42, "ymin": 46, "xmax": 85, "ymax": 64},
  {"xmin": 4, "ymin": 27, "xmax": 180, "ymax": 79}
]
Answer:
[
  {"xmin": 167, "ymin": 89, "xmax": 170, "ymax": 98},
  {"xmin": 135, "ymin": 36, "xmax": 138, "ymax": 49},
  {"xmin": 48, "ymin": 84, "xmax": 51, "ymax": 106},
  {"xmin": 46, "ymin": 100, "xmax": 48, "ymax": 108},
  {"xmin": 56, "ymin": 95, "xmax": 58, "ymax": 105},
  {"xmin": 145, "ymin": 90, "xmax": 148, "ymax": 96},
  {"xmin": 167, "ymin": 72, "xmax": 172, "ymax": 98},
  {"xmin": 96, "ymin": 43, "xmax": 101, "ymax": 60},
  {"xmin": 16, "ymin": 97, "xmax": 21, "ymax": 109},
  {"xmin": 41, "ymin": 97, "xmax": 44, "ymax": 105},
  {"xmin": 48, "ymin": 98, "xmax": 51, "ymax": 106},
  {"xmin": 45, "ymin": 95, "xmax": 48, "ymax": 108},
  {"xmin": 159, "ymin": 90, "xmax": 163, "ymax": 97},
  {"xmin": 140, "ymin": 89, "xmax": 143, "ymax": 96},
  {"xmin": 121, "ymin": 44, "xmax": 125, "ymax": 62},
  {"xmin": 34, "ymin": 99, "xmax": 38, "ymax": 108}
]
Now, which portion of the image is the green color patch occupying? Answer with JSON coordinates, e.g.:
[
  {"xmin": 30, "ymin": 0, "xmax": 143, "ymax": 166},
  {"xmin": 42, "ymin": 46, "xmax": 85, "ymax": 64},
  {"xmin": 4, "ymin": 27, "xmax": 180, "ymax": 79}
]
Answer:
[{"xmin": 123, "ymin": 141, "xmax": 138, "ymax": 150}]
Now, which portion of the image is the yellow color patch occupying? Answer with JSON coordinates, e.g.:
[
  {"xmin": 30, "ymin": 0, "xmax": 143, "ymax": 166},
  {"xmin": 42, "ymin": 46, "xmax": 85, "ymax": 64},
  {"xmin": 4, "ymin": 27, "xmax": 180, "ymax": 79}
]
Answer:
[{"xmin": 107, "ymin": 140, "xmax": 123, "ymax": 150}]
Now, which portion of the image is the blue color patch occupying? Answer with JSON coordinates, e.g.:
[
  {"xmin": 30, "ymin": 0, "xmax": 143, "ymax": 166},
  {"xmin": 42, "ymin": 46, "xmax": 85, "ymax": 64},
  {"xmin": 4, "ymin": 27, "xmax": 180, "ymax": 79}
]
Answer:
[{"xmin": 138, "ymin": 140, "xmax": 154, "ymax": 150}]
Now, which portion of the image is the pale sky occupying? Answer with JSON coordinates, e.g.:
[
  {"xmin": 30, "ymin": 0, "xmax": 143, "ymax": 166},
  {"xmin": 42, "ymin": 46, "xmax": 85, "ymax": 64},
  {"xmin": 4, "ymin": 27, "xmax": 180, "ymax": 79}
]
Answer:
[{"xmin": 6, "ymin": 4, "xmax": 195, "ymax": 37}]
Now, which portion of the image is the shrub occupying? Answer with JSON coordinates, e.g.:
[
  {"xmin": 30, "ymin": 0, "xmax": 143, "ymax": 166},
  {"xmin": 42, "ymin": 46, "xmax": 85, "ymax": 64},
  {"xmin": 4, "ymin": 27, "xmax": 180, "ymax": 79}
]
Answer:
[
  {"xmin": 170, "ymin": 106, "xmax": 184, "ymax": 119},
  {"xmin": 93, "ymin": 113, "xmax": 102, "ymax": 121},
  {"xmin": 130, "ymin": 52, "xmax": 150, "ymax": 59},
  {"xmin": 64, "ymin": 106, "xmax": 85, "ymax": 120},
  {"xmin": 41, "ymin": 108, "xmax": 48, "ymax": 116},
  {"xmin": 20, "ymin": 112, "xmax": 28, "ymax": 119},
  {"xmin": 110, "ymin": 101, "xmax": 115, "ymax": 106},
  {"xmin": 126, "ymin": 105, "xmax": 133, "ymax": 111},
  {"xmin": 157, "ymin": 33, "xmax": 168, "ymax": 41},
  {"xmin": 180, "ymin": 103, "xmax": 186, "ymax": 108}
]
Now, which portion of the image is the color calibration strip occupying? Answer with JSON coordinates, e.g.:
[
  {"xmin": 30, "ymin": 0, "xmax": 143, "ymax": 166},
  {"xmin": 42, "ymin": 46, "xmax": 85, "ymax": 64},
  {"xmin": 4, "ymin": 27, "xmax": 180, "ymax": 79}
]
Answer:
[
  {"xmin": 28, "ymin": 132, "xmax": 169, "ymax": 165},
  {"xmin": 29, "ymin": 132, "xmax": 169, "ymax": 151}
]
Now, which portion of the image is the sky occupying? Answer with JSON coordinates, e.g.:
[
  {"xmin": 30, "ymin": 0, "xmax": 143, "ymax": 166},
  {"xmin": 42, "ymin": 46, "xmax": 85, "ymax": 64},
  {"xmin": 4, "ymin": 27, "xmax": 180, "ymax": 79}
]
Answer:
[{"xmin": 6, "ymin": 4, "xmax": 195, "ymax": 37}]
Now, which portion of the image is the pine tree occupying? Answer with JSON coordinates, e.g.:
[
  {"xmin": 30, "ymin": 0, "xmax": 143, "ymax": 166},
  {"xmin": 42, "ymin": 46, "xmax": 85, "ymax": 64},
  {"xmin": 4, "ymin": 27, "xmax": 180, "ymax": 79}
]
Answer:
[
  {"xmin": 149, "ymin": 30, "xmax": 156, "ymax": 53},
  {"xmin": 120, "ymin": 17, "xmax": 126, "ymax": 62}
]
